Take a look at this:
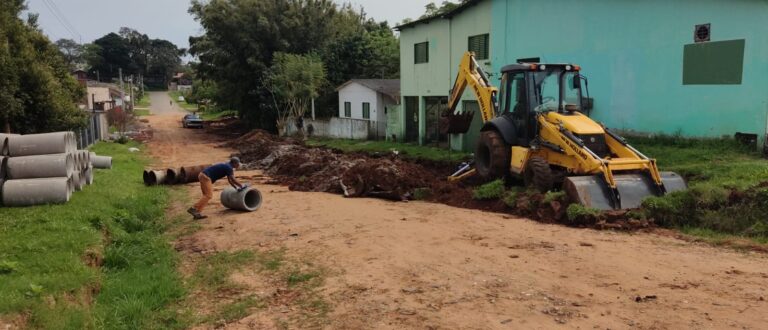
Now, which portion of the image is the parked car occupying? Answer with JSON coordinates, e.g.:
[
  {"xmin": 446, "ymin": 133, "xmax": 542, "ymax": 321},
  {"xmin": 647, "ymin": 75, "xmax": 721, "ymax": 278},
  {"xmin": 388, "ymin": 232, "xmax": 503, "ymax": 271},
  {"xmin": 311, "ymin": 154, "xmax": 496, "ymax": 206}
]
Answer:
[{"xmin": 182, "ymin": 114, "xmax": 203, "ymax": 129}]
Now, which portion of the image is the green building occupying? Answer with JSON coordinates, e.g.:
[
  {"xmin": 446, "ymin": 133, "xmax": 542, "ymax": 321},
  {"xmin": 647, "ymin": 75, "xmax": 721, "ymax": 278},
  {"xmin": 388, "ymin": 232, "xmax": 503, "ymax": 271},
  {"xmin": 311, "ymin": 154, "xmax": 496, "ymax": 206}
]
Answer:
[{"xmin": 390, "ymin": 0, "xmax": 768, "ymax": 151}]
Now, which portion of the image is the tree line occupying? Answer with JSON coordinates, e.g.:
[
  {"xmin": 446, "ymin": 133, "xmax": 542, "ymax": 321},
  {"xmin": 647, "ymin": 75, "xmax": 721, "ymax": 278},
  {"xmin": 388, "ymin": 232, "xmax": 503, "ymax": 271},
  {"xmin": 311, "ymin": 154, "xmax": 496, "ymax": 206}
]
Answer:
[
  {"xmin": 56, "ymin": 27, "xmax": 185, "ymax": 88},
  {"xmin": 187, "ymin": 0, "xmax": 400, "ymax": 132}
]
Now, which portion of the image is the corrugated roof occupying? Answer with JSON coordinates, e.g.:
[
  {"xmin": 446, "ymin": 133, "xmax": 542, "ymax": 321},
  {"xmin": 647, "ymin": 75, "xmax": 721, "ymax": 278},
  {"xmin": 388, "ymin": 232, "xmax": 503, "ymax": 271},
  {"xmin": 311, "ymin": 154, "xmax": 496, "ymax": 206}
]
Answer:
[
  {"xmin": 395, "ymin": 0, "xmax": 485, "ymax": 30},
  {"xmin": 336, "ymin": 79, "xmax": 401, "ymax": 100}
]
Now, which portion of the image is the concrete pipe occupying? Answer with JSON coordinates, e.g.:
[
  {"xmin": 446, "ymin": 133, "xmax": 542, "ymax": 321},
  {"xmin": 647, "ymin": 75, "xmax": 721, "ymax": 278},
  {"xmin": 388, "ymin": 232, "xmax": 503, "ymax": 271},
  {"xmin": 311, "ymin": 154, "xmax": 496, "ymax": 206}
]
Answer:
[
  {"xmin": 2, "ymin": 177, "xmax": 72, "ymax": 207},
  {"xmin": 143, "ymin": 170, "xmax": 152, "ymax": 185},
  {"xmin": 85, "ymin": 166, "xmax": 94, "ymax": 185},
  {"xmin": 80, "ymin": 151, "xmax": 91, "ymax": 170},
  {"xmin": 6, "ymin": 153, "xmax": 74, "ymax": 179},
  {"xmin": 220, "ymin": 186, "xmax": 263, "ymax": 212},
  {"xmin": 145, "ymin": 170, "xmax": 167, "ymax": 186},
  {"xmin": 72, "ymin": 171, "xmax": 85, "ymax": 191},
  {"xmin": 0, "ymin": 156, "xmax": 6, "ymax": 180},
  {"xmin": 8, "ymin": 132, "xmax": 73, "ymax": 156},
  {"xmin": 91, "ymin": 155, "xmax": 112, "ymax": 169},
  {"xmin": 166, "ymin": 168, "xmax": 182, "ymax": 185},
  {"xmin": 71, "ymin": 152, "xmax": 82, "ymax": 171},
  {"xmin": 0, "ymin": 133, "xmax": 16, "ymax": 156},
  {"xmin": 179, "ymin": 164, "xmax": 211, "ymax": 183}
]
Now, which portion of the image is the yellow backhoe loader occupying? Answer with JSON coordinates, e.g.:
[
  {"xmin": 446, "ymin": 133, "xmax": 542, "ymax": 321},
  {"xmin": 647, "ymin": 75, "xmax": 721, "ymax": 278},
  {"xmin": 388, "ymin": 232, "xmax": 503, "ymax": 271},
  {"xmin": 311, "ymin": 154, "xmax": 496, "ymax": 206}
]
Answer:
[{"xmin": 444, "ymin": 52, "xmax": 686, "ymax": 210}]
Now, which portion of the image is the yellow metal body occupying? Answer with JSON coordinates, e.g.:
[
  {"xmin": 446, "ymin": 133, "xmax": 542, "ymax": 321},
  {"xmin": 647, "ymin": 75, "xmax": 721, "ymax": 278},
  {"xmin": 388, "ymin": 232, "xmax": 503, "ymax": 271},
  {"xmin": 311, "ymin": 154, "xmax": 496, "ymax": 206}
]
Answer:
[
  {"xmin": 447, "ymin": 52, "xmax": 498, "ymax": 124},
  {"xmin": 447, "ymin": 51, "xmax": 665, "ymax": 193}
]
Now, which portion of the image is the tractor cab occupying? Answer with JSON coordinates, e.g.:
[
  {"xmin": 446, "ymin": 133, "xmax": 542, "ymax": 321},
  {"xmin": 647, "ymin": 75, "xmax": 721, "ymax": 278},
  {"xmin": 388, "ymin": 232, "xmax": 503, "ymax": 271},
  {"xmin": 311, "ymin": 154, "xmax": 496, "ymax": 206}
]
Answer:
[{"xmin": 493, "ymin": 63, "xmax": 589, "ymax": 146}]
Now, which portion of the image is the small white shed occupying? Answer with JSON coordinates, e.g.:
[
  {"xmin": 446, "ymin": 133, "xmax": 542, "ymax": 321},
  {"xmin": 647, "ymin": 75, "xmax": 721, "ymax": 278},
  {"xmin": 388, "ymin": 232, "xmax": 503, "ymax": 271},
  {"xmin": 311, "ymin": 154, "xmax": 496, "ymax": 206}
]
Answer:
[{"xmin": 336, "ymin": 79, "xmax": 400, "ymax": 125}]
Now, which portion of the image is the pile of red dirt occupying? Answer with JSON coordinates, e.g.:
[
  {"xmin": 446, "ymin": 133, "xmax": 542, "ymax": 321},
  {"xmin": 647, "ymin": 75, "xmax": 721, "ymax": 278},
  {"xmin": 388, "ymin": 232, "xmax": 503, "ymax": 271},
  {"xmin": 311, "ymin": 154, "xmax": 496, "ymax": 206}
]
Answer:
[
  {"xmin": 226, "ymin": 130, "xmax": 503, "ymax": 211},
  {"xmin": 226, "ymin": 129, "xmax": 654, "ymax": 230}
]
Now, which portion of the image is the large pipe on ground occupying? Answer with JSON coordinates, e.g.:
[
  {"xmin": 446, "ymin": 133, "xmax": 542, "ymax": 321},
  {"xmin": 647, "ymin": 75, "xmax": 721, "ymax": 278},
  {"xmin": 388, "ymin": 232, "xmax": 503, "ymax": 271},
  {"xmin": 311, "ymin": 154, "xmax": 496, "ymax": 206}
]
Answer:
[
  {"xmin": 7, "ymin": 132, "xmax": 74, "ymax": 156},
  {"xmin": 220, "ymin": 186, "xmax": 263, "ymax": 212},
  {"xmin": 2, "ymin": 177, "xmax": 72, "ymax": 206},
  {"xmin": 0, "ymin": 156, "xmax": 6, "ymax": 179},
  {"xmin": 179, "ymin": 164, "xmax": 212, "ymax": 183},
  {"xmin": 85, "ymin": 166, "xmax": 94, "ymax": 185},
  {"xmin": 145, "ymin": 170, "xmax": 167, "ymax": 186},
  {"xmin": 166, "ymin": 168, "xmax": 182, "ymax": 185},
  {"xmin": 0, "ymin": 133, "xmax": 16, "ymax": 156},
  {"xmin": 79, "ymin": 150, "xmax": 90, "ymax": 170},
  {"xmin": 91, "ymin": 155, "xmax": 112, "ymax": 169},
  {"xmin": 72, "ymin": 171, "xmax": 85, "ymax": 191},
  {"xmin": 6, "ymin": 153, "xmax": 74, "ymax": 179}
]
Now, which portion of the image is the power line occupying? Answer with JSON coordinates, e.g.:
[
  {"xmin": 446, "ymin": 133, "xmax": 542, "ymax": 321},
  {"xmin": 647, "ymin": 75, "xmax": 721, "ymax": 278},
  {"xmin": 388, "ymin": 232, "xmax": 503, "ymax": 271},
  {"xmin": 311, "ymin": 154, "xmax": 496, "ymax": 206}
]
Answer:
[
  {"xmin": 46, "ymin": 0, "xmax": 81, "ymax": 41},
  {"xmin": 40, "ymin": 0, "xmax": 81, "ymax": 42}
]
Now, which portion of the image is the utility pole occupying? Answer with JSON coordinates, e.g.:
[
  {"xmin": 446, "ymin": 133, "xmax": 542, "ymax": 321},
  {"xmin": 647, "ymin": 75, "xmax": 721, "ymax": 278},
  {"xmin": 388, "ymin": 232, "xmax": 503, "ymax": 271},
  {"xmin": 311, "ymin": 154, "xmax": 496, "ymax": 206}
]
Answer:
[
  {"xmin": 129, "ymin": 75, "xmax": 134, "ymax": 111},
  {"xmin": 119, "ymin": 68, "xmax": 125, "ymax": 108},
  {"xmin": 311, "ymin": 98, "xmax": 316, "ymax": 120}
]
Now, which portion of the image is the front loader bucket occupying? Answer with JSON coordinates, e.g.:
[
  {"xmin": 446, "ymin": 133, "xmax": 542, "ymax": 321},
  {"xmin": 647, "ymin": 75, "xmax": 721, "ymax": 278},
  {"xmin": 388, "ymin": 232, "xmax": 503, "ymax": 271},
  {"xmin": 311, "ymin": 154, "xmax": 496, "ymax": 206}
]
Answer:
[
  {"xmin": 440, "ymin": 111, "xmax": 475, "ymax": 135},
  {"xmin": 564, "ymin": 172, "xmax": 687, "ymax": 210}
]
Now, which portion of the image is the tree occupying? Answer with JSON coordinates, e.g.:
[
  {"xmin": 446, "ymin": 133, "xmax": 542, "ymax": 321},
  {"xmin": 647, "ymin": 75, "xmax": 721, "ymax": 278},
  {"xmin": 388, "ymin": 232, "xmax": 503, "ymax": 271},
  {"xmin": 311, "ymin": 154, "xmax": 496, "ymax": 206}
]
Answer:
[
  {"xmin": 55, "ymin": 38, "xmax": 83, "ymax": 69},
  {"xmin": 420, "ymin": 0, "xmax": 469, "ymax": 19},
  {"xmin": 189, "ymin": 0, "xmax": 400, "ymax": 129},
  {"xmin": 0, "ymin": 0, "xmax": 87, "ymax": 133},
  {"xmin": 264, "ymin": 53, "xmax": 326, "ymax": 135}
]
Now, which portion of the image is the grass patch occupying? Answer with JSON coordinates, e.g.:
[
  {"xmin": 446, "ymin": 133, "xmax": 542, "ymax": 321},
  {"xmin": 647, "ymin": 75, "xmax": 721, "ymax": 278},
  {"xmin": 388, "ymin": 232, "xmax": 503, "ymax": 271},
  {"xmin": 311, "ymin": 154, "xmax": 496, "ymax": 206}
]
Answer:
[
  {"xmin": 134, "ymin": 109, "xmax": 150, "ymax": 117},
  {"xmin": 627, "ymin": 134, "xmax": 768, "ymax": 242},
  {"xmin": 200, "ymin": 109, "xmax": 237, "ymax": 121},
  {"xmin": 168, "ymin": 91, "xmax": 198, "ymax": 111},
  {"xmin": 472, "ymin": 179, "xmax": 505, "ymax": 200},
  {"xmin": 307, "ymin": 138, "xmax": 470, "ymax": 162},
  {"xmin": 193, "ymin": 251, "xmax": 256, "ymax": 293},
  {"xmin": 135, "ymin": 94, "xmax": 151, "ymax": 107},
  {"xmin": 205, "ymin": 295, "xmax": 264, "ymax": 324},
  {"xmin": 0, "ymin": 141, "xmax": 186, "ymax": 329}
]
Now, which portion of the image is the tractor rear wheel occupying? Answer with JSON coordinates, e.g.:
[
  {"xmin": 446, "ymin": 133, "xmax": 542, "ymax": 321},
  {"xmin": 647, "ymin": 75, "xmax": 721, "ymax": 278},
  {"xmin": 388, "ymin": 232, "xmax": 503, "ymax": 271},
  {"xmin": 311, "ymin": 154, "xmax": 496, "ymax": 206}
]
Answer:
[
  {"xmin": 524, "ymin": 156, "xmax": 554, "ymax": 193},
  {"xmin": 475, "ymin": 130, "xmax": 510, "ymax": 180}
]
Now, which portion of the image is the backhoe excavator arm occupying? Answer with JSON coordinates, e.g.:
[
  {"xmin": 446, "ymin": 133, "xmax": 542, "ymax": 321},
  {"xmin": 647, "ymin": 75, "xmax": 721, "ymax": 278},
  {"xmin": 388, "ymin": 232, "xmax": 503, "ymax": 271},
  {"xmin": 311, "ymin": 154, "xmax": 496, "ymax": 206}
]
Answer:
[{"xmin": 442, "ymin": 52, "xmax": 498, "ymax": 134}]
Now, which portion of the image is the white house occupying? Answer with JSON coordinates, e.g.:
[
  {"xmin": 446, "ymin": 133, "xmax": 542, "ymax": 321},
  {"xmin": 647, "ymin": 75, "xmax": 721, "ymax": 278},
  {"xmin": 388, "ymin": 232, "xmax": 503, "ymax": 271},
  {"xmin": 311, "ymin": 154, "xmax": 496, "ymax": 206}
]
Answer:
[{"xmin": 336, "ymin": 79, "xmax": 400, "ymax": 127}]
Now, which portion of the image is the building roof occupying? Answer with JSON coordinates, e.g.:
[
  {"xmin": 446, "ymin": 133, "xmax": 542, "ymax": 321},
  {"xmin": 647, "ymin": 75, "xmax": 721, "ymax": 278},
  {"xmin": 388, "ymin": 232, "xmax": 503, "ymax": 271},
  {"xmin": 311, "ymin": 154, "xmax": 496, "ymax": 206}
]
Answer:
[
  {"xmin": 395, "ymin": 0, "xmax": 484, "ymax": 30},
  {"xmin": 336, "ymin": 79, "xmax": 401, "ymax": 100}
]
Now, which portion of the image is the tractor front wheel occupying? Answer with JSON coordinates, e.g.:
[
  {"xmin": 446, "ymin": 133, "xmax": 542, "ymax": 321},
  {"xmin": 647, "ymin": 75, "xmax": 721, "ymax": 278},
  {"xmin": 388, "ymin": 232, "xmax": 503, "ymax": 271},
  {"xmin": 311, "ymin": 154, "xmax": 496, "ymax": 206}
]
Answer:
[
  {"xmin": 475, "ymin": 130, "xmax": 510, "ymax": 180},
  {"xmin": 524, "ymin": 156, "xmax": 554, "ymax": 193}
]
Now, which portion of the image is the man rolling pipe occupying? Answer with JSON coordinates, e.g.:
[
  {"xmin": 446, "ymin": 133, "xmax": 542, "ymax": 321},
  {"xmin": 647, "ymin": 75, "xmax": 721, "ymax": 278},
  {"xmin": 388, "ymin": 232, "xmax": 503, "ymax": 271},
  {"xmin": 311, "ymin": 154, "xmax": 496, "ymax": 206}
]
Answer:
[{"xmin": 188, "ymin": 157, "xmax": 246, "ymax": 220}]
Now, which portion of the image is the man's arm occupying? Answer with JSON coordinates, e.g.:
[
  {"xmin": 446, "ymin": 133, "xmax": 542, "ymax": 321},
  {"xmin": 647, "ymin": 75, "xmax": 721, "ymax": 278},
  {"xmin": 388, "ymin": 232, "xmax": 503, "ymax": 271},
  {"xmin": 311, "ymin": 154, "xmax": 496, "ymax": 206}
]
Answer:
[{"xmin": 228, "ymin": 175, "xmax": 243, "ymax": 190}]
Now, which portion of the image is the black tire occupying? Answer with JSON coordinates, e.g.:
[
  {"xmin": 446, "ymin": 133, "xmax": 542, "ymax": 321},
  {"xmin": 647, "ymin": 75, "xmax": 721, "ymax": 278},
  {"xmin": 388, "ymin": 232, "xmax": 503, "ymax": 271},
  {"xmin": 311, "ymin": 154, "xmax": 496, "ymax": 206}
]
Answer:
[
  {"xmin": 524, "ymin": 156, "xmax": 553, "ymax": 193},
  {"xmin": 475, "ymin": 130, "xmax": 510, "ymax": 180}
]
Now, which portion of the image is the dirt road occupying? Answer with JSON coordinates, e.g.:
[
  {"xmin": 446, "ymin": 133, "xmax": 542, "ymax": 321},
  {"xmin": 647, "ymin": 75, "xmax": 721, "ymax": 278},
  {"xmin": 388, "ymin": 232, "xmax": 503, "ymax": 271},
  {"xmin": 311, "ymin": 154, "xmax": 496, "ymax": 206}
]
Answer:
[{"xmin": 145, "ymin": 100, "xmax": 768, "ymax": 329}]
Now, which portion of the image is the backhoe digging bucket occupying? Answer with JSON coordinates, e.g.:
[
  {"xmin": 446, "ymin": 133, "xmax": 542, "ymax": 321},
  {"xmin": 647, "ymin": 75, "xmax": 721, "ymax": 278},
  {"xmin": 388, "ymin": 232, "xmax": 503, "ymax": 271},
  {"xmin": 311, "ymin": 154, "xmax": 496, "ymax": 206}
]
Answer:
[
  {"xmin": 564, "ymin": 172, "xmax": 687, "ymax": 210},
  {"xmin": 440, "ymin": 111, "xmax": 475, "ymax": 135}
]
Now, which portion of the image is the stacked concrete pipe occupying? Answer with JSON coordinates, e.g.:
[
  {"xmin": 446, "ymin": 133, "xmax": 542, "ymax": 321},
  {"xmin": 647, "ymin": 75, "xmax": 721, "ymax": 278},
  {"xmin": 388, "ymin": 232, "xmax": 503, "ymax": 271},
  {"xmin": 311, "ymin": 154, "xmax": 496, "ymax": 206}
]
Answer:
[
  {"xmin": 2, "ymin": 177, "xmax": 72, "ymax": 206},
  {"xmin": 1, "ymin": 131, "xmax": 105, "ymax": 207},
  {"xmin": 220, "ymin": 186, "xmax": 263, "ymax": 212}
]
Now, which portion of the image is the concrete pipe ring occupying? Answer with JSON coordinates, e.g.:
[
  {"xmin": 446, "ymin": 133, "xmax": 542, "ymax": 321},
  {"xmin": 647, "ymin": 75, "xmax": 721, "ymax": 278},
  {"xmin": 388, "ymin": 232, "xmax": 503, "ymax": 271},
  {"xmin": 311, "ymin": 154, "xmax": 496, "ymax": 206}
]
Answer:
[
  {"xmin": 2, "ymin": 177, "xmax": 71, "ymax": 207},
  {"xmin": 220, "ymin": 186, "xmax": 263, "ymax": 212}
]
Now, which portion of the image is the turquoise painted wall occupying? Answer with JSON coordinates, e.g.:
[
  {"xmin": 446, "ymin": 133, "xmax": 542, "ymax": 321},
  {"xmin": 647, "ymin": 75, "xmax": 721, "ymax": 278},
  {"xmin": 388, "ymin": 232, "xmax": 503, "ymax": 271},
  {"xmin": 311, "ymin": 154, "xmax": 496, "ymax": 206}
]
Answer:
[{"xmin": 491, "ymin": 0, "xmax": 768, "ymax": 143}]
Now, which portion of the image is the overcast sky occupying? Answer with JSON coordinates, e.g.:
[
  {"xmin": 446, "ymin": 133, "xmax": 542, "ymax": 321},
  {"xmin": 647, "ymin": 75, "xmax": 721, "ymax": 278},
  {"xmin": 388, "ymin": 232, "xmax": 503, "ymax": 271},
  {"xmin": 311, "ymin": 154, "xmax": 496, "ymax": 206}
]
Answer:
[{"xmin": 24, "ymin": 0, "xmax": 434, "ymax": 49}]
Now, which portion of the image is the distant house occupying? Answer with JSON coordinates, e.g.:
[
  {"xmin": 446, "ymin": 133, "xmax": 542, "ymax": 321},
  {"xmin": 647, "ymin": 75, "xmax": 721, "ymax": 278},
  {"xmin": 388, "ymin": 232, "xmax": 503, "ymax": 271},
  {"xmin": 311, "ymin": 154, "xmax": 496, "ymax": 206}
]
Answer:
[
  {"xmin": 336, "ymin": 79, "xmax": 400, "ymax": 126},
  {"xmin": 169, "ymin": 73, "xmax": 193, "ymax": 92}
]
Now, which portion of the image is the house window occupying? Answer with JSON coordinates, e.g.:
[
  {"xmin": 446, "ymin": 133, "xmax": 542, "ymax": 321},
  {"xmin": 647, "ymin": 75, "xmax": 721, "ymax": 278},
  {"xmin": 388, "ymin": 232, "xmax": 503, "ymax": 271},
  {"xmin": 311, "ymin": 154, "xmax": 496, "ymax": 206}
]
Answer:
[
  {"xmin": 362, "ymin": 102, "xmax": 370, "ymax": 119},
  {"xmin": 344, "ymin": 102, "xmax": 351, "ymax": 117},
  {"xmin": 468, "ymin": 34, "xmax": 489, "ymax": 60},
  {"xmin": 415, "ymin": 42, "xmax": 429, "ymax": 64}
]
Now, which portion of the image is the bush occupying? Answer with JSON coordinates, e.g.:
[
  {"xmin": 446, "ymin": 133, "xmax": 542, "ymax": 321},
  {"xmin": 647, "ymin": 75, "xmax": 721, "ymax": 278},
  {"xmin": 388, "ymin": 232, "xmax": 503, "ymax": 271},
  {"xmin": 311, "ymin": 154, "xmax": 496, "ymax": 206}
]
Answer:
[
  {"xmin": 566, "ymin": 204, "xmax": 600, "ymax": 223},
  {"xmin": 472, "ymin": 180, "xmax": 505, "ymax": 200},
  {"xmin": 502, "ymin": 191, "xmax": 518, "ymax": 208}
]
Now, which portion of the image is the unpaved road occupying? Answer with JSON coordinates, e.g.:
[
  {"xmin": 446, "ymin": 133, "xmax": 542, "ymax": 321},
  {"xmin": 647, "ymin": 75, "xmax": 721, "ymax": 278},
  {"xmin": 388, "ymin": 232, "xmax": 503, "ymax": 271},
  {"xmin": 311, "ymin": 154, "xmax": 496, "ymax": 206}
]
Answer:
[{"xmin": 145, "ymin": 93, "xmax": 768, "ymax": 329}]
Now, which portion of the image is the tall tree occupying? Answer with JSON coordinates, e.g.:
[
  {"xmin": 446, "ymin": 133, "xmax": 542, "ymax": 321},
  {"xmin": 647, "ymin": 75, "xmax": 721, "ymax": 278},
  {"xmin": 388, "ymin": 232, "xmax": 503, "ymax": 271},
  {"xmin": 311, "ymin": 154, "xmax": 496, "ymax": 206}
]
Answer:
[
  {"xmin": 189, "ymin": 0, "xmax": 400, "ymax": 130},
  {"xmin": 0, "ymin": 0, "xmax": 87, "ymax": 133},
  {"xmin": 264, "ymin": 52, "xmax": 326, "ymax": 134},
  {"xmin": 54, "ymin": 38, "xmax": 83, "ymax": 69}
]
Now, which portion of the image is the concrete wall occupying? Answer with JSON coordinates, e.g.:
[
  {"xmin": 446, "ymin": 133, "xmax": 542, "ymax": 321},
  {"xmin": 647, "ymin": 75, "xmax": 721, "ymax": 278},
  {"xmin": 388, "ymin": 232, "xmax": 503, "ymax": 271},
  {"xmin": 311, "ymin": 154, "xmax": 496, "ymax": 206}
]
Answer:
[
  {"xmin": 285, "ymin": 117, "xmax": 380, "ymax": 140},
  {"xmin": 398, "ymin": 0, "xmax": 492, "ymax": 150},
  {"xmin": 491, "ymin": 0, "xmax": 768, "ymax": 144}
]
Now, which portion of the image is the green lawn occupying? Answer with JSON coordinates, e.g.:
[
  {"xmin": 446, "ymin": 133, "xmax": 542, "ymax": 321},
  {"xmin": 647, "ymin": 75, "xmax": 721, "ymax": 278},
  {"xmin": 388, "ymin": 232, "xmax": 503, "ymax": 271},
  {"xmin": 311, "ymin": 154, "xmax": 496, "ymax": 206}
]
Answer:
[
  {"xmin": 134, "ymin": 109, "xmax": 150, "ymax": 117},
  {"xmin": 200, "ymin": 109, "xmax": 237, "ymax": 121},
  {"xmin": 168, "ymin": 91, "xmax": 198, "ymax": 111},
  {"xmin": 628, "ymin": 135, "xmax": 768, "ymax": 243},
  {"xmin": 307, "ymin": 138, "xmax": 471, "ymax": 163},
  {"xmin": 0, "ymin": 142, "xmax": 187, "ymax": 329},
  {"xmin": 135, "ymin": 94, "xmax": 151, "ymax": 108}
]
